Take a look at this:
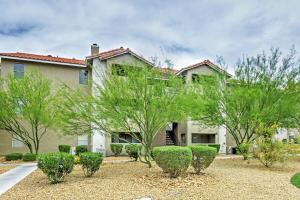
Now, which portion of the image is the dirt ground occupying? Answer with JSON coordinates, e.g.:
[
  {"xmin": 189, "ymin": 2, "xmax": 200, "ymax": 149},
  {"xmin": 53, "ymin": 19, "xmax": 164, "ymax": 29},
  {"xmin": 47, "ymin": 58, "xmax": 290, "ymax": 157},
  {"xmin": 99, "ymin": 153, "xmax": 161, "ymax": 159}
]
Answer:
[
  {"xmin": 1, "ymin": 157, "xmax": 300, "ymax": 200},
  {"xmin": 0, "ymin": 166, "xmax": 15, "ymax": 175}
]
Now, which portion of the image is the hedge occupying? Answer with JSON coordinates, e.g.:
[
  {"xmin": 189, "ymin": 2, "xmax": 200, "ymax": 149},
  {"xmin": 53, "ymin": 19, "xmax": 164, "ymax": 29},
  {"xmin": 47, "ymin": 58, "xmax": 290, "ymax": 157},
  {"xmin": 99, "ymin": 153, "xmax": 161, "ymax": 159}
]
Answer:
[
  {"xmin": 58, "ymin": 145, "xmax": 71, "ymax": 153},
  {"xmin": 110, "ymin": 144, "xmax": 123, "ymax": 156},
  {"xmin": 152, "ymin": 146, "xmax": 192, "ymax": 178},
  {"xmin": 5, "ymin": 153, "xmax": 23, "ymax": 161},
  {"xmin": 23, "ymin": 153, "xmax": 37, "ymax": 161},
  {"xmin": 80, "ymin": 152, "xmax": 103, "ymax": 177},
  {"xmin": 125, "ymin": 144, "xmax": 141, "ymax": 161},
  {"xmin": 189, "ymin": 145, "xmax": 217, "ymax": 174},
  {"xmin": 207, "ymin": 144, "xmax": 220, "ymax": 153},
  {"xmin": 37, "ymin": 152, "xmax": 74, "ymax": 184},
  {"xmin": 75, "ymin": 145, "xmax": 88, "ymax": 156}
]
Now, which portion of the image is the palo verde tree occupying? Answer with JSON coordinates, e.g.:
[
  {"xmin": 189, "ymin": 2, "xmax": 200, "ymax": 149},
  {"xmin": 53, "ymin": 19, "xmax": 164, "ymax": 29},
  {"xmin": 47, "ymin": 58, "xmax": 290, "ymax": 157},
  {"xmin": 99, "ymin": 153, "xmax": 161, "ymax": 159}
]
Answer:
[
  {"xmin": 192, "ymin": 48, "xmax": 300, "ymax": 159},
  {"xmin": 57, "ymin": 63, "xmax": 194, "ymax": 167},
  {"xmin": 0, "ymin": 72, "xmax": 59, "ymax": 154}
]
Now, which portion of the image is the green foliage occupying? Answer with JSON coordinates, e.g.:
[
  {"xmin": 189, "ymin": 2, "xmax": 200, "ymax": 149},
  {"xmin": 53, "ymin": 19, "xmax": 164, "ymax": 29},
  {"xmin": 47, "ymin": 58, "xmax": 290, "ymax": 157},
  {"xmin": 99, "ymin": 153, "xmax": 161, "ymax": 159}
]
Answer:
[
  {"xmin": 79, "ymin": 152, "xmax": 103, "ymax": 177},
  {"xmin": 207, "ymin": 144, "xmax": 220, "ymax": 153},
  {"xmin": 58, "ymin": 145, "xmax": 71, "ymax": 153},
  {"xmin": 237, "ymin": 143, "xmax": 251, "ymax": 160},
  {"xmin": 291, "ymin": 172, "xmax": 300, "ymax": 189},
  {"xmin": 57, "ymin": 64, "xmax": 196, "ymax": 168},
  {"xmin": 110, "ymin": 144, "xmax": 123, "ymax": 156},
  {"xmin": 152, "ymin": 146, "xmax": 192, "ymax": 178},
  {"xmin": 74, "ymin": 156, "xmax": 81, "ymax": 165},
  {"xmin": 75, "ymin": 145, "xmax": 88, "ymax": 156},
  {"xmin": 294, "ymin": 137, "xmax": 300, "ymax": 144},
  {"xmin": 282, "ymin": 139, "xmax": 288, "ymax": 143},
  {"xmin": 188, "ymin": 145, "xmax": 217, "ymax": 174},
  {"xmin": 125, "ymin": 144, "xmax": 141, "ymax": 161},
  {"xmin": 5, "ymin": 153, "xmax": 23, "ymax": 161},
  {"xmin": 0, "ymin": 72, "xmax": 61, "ymax": 154},
  {"xmin": 23, "ymin": 153, "xmax": 36, "ymax": 161},
  {"xmin": 37, "ymin": 152, "xmax": 74, "ymax": 184},
  {"xmin": 253, "ymin": 124, "xmax": 288, "ymax": 167},
  {"xmin": 192, "ymin": 48, "xmax": 300, "ymax": 149}
]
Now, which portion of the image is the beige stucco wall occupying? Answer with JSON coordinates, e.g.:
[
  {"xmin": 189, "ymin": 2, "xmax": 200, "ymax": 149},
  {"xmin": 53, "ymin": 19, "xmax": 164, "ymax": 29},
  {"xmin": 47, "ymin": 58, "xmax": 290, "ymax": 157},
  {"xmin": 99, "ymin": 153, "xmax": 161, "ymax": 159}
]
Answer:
[{"xmin": 0, "ymin": 58, "xmax": 91, "ymax": 154}]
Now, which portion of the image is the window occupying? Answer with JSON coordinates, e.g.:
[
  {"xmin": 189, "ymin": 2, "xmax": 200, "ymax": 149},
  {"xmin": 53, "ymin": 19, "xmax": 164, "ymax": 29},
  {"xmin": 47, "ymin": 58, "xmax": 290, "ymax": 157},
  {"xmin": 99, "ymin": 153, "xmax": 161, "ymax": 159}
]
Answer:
[
  {"xmin": 112, "ymin": 64, "xmax": 126, "ymax": 76},
  {"xmin": 12, "ymin": 136, "xmax": 24, "ymax": 148},
  {"xmin": 79, "ymin": 70, "xmax": 89, "ymax": 85},
  {"xmin": 13, "ymin": 63, "xmax": 24, "ymax": 79},
  {"xmin": 111, "ymin": 132, "xmax": 141, "ymax": 143},
  {"xmin": 192, "ymin": 134, "xmax": 215, "ymax": 143},
  {"xmin": 192, "ymin": 74, "xmax": 200, "ymax": 83},
  {"xmin": 78, "ymin": 135, "xmax": 89, "ymax": 145}
]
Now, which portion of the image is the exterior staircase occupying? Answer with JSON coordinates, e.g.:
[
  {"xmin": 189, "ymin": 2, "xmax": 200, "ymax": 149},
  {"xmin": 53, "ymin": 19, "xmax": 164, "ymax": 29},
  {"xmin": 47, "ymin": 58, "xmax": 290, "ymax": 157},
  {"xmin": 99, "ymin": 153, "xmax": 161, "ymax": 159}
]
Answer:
[{"xmin": 166, "ymin": 131, "xmax": 176, "ymax": 145}]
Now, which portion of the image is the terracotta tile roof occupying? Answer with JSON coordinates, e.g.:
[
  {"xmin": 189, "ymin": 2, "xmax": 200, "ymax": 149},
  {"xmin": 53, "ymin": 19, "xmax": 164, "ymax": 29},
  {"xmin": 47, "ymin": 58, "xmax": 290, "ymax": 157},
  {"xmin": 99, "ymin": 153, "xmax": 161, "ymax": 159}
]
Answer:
[
  {"xmin": 176, "ymin": 59, "xmax": 232, "ymax": 77},
  {"xmin": 87, "ymin": 47, "xmax": 154, "ymax": 66},
  {"xmin": 87, "ymin": 47, "xmax": 128, "ymax": 60},
  {"xmin": 157, "ymin": 67, "xmax": 178, "ymax": 74},
  {"xmin": 0, "ymin": 52, "xmax": 85, "ymax": 66}
]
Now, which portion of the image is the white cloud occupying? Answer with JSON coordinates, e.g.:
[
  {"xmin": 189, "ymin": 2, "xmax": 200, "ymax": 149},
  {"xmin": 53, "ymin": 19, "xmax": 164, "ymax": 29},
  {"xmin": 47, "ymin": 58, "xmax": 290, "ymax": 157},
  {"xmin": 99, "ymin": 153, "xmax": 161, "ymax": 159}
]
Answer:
[{"xmin": 0, "ymin": 0, "xmax": 300, "ymax": 71}]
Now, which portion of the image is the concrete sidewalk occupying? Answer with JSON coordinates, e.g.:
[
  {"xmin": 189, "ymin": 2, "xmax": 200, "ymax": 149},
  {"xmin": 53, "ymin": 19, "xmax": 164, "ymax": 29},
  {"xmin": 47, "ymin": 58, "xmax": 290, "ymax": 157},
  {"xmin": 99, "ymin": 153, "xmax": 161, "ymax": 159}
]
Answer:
[{"xmin": 0, "ymin": 163, "xmax": 37, "ymax": 195}]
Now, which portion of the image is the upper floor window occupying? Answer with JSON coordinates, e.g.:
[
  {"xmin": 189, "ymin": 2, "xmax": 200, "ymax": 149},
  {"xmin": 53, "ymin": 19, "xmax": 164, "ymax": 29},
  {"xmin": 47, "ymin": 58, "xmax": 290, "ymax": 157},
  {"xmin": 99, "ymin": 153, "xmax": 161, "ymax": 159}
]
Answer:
[
  {"xmin": 192, "ymin": 74, "xmax": 200, "ymax": 83},
  {"xmin": 112, "ymin": 64, "xmax": 126, "ymax": 76},
  {"xmin": 79, "ymin": 69, "xmax": 89, "ymax": 85},
  {"xmin": 13, "ymin": 63, "xmax": 24, "ymax": 79}
]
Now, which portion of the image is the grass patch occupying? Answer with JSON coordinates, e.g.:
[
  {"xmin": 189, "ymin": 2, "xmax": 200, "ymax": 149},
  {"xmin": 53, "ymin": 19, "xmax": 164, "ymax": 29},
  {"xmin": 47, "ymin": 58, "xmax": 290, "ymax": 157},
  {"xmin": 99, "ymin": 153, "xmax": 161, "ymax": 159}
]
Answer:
[{"xmin": 291, "ymin": 172, "xmax": 300, "ymax": 189}]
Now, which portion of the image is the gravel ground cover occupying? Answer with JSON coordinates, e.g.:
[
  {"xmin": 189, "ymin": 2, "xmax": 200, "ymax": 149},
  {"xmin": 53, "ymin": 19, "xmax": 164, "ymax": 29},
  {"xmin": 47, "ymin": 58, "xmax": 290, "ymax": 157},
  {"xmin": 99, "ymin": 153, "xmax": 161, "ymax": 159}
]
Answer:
[
  {"xmin": 1, "ymin": 157, "xmax": 300, "ymax": 200},
  {"xmin": 0, "ymin": 166, "xmax": 15, "ymax": 175}
]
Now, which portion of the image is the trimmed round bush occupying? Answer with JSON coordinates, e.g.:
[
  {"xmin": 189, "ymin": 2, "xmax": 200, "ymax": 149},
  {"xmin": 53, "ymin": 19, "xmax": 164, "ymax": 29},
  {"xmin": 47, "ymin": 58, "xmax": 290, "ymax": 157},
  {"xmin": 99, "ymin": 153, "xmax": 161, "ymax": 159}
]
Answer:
[
  {"xmin": 125, "ymin": 144, "xmax": 141, "ymax": 161},
  {"xmin": 58, "ymin": 145, "xmax": 71, "ymax": 153},
  {"xmin": 189, "ymin": 145, "xmax": 217, "ymax": 174},
  {"xmin": 208, "ymin": 144, "xmax": 220, "ymax": 153},
  {"xmin": 37, "ymin": 152, "xmax": 74, "ymax": 184},
  {"xmin": 152, "ymin": 146, "xmax": 192, "ymax": 178},
  {"xmin": 80, "ymin": 152, "xmax": 103, "ymax": 177},
  {"xmin": 5, "ymin": 153, "xmax": 23, "ymax": 161},
  {"xmin": 23, "ymin": 153, "xmax": 36, "ymax": 161},
  {"xmin": 110, "ymin": 144, "xmax": 123, "ymax": 156},
  {"xmin": 75, "ymin": 145, "xmax": 88, "ymax": 156}
]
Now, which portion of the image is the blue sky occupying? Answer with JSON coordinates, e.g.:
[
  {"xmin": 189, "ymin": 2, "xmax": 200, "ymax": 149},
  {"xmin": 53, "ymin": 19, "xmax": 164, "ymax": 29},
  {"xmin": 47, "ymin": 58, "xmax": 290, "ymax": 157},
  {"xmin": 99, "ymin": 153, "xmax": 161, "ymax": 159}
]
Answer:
[{"xmin": 0, "ymin": 0, "xmax": 299, "ymax": 72}]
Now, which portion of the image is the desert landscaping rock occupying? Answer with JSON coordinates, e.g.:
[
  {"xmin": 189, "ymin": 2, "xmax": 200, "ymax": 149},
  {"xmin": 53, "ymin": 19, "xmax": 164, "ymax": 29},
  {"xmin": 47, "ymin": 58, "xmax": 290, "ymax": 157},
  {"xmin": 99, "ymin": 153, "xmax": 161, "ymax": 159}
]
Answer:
[{"xmin": 1, "ymin": 158, "xmax": 300, "ymax": 200}]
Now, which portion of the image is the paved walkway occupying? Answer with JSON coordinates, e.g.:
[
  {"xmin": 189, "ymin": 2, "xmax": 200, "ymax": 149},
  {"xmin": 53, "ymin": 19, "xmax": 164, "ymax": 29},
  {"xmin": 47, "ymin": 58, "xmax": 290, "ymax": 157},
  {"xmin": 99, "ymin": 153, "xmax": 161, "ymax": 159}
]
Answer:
[{"xmin": 0, "ymin": 163, "xmax": 37, "ymax": 195}]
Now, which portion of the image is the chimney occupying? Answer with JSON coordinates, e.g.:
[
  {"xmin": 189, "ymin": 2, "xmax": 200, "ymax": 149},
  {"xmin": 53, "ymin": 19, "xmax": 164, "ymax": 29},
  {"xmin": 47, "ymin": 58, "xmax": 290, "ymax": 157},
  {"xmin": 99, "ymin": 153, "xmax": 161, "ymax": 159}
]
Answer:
[{"xmin": 91, "ymin": 43, "xmax": 99, "ymax": 56}]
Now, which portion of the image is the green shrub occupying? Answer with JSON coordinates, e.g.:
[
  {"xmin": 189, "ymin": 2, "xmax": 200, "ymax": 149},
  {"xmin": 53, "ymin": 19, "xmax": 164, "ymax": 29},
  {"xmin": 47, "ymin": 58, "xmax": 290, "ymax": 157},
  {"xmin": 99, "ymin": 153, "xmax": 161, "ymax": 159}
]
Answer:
[
  {"xmin": 294, "ymin": 137, "xmax": 300, "ymax": 144},
  {"xmin": 125, "ymin": 144, "xmax": 141, "ymax": 161},
  {"xmin": 207, "ymin": 144, "xmax": 220, "ymax": 153},
  {"xmin": 152, "ymin": 146, "xmax": 192, "ymax": 178},
  {"xmin": 5, "ymin": 153, "xmax": 23, "ymax": 161},
  {"xmin": 291, "ymin": 172, "xmax": 300, "ymax": 189},
  {"xmin": 23, "ymin": 153, "xmax": 36, "ymax": 161},
  {"xmin": 237, "ymin": 143, "xmax": 251, "ymax": 160},
  {"xmin": 110, "ymin": 144, "xmax": 123, "ymax": 156},
  {"xmin": 253, "ymin": 139, "xmax": 287, "ymax": 167},
  {"xmin": 188, "ymin": 145, "xmax": 217, "ymax": 174},
  {"xmin": 37, "ymin": 152, "xmax": 74, "ymax": 184},
  {"xmin": 58, "ymin": 145, "xmax": 71, "ymax": 153},
  {"xmin": 80, "ymin": 152, "xmax": 103, "ymax": 177},
  {"xmin": 75, "ymin": 145, "xmax": 88, "ymax": 156},
  {"xmin": 282, "ymin": 139, "xmax": 288, "ymax": 143}
]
